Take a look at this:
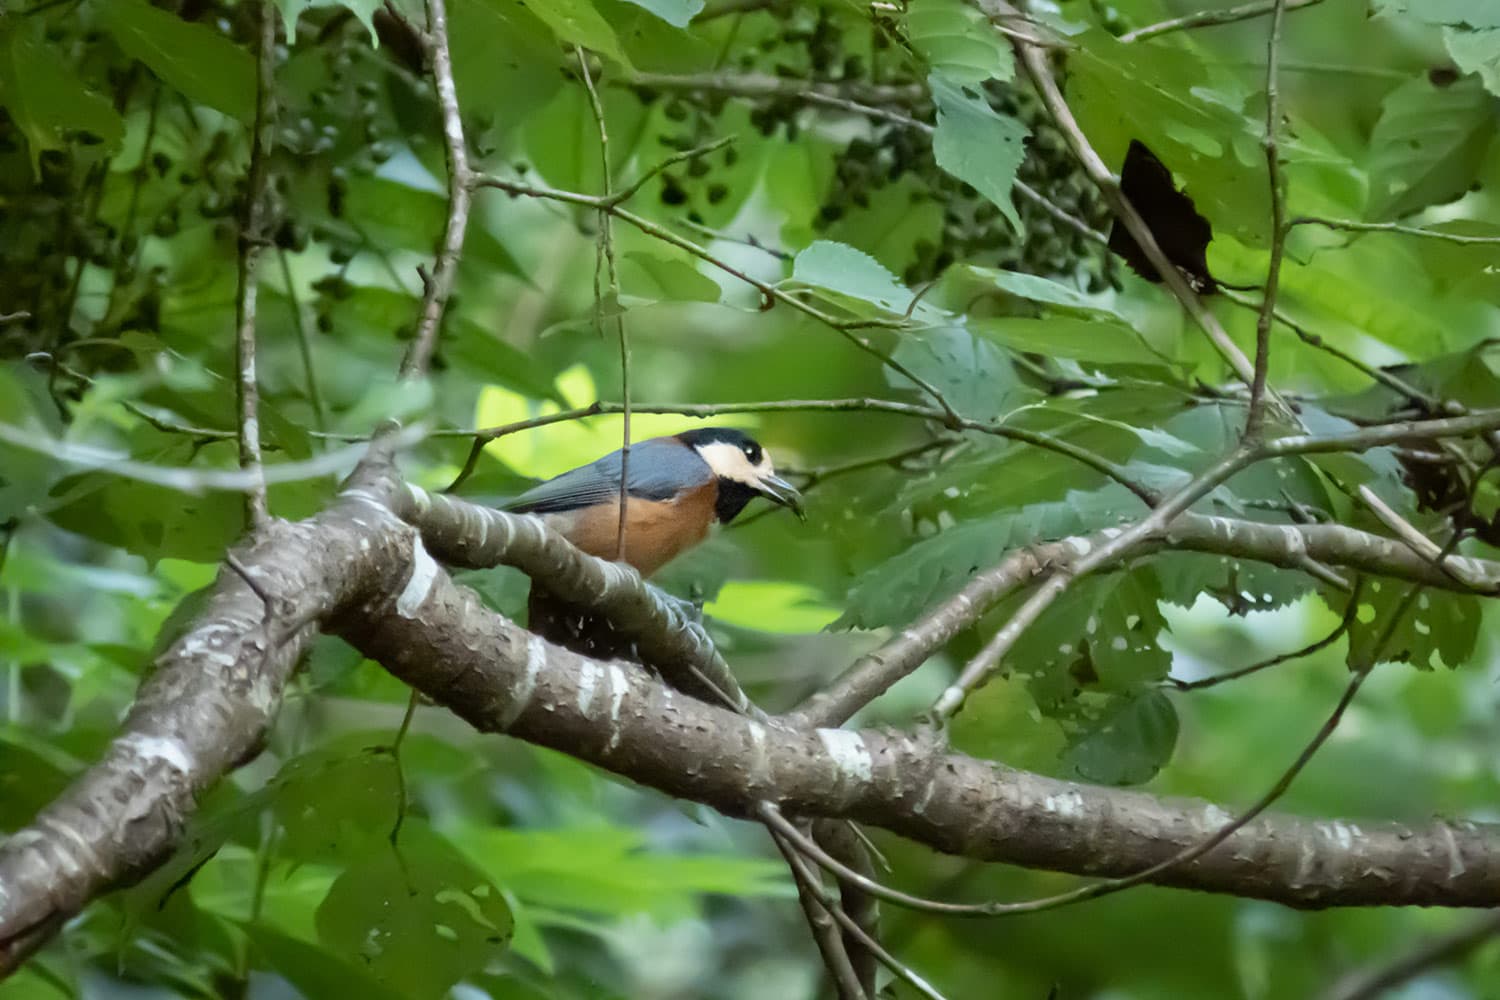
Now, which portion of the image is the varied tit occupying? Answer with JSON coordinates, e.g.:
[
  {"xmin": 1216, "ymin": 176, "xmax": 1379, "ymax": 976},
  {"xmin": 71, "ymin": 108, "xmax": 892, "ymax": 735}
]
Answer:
[{"xmin": 503, "ymin": 427, "xmax": 804, "ymax": 577}]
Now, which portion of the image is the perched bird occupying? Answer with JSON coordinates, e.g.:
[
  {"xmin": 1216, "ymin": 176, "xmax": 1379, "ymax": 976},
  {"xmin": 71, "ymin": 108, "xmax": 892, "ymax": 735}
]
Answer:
[
  {"xmin": 504, "ymin": 426, "xmax": 803, "ymax": 660},
  {"xmin": 504, "ymin": 426, "xmax": 803, "ymax": 576}
]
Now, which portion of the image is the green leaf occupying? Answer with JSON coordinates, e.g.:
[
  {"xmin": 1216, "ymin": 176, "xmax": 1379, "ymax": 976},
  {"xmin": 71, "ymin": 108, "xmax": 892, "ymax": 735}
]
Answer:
[
  {"xmin": 789, "ymin": 240, "xmax": 943, "ymax": 321},
  {"xmin": 1060, "ymin": 690, "xmax": 1179, "ymax": 786},
  {"xmin": 620, "ymin": 0, "xmax": 705, "ymax": 28},
  {"xmin": 837, "ymin": 487, "xmax": 1140, "ymax": 630},
  {"xmin": 272, "ymin": 744, "xmax": 402, "ymax": 862},
  {"xmin": 0, "ymin": 23, "xmax": 124, "ymax": 170},
  {"xmin": 316, "ymin": 824, "xmax": 513, "ymax": 999},
  {"xmin": 888, "ymin": 325, "xmax": 1020, "ymax": 421},
  {"xmin": 954, "ymin": 264, "xmax": 1123, "ymax": 319},
  {"xmin": 620, "ymin": 250, "xmax": 722, "ymax": 303},
  {"xmin": 247, "ymin": 926, "xmax": 407, "ymax": 1000},
  {"xmin": 1067, "ymin": 31, "xmax": 1271, "ymax": 246},
  {"xmin": 276, "ymin": 1, "xmax": 383, "ymax": 42},
  {"xmin": 929, "ymin": 74, "xmax": 1028, "ymax": 234},
  {"xmin": 1445, "ymin": 27, "xmax": 1500, "ymax": 97},
  {"xmin": 1347, "ymin": 582, "xmax": 1480, "ymax": 670},
  {"xmin": 95, "ymin": 0, "xmax": 256, "ymax": 123},
  {"xmin": 1366, "ymin": 75, "xmax": 1497, "ymax": 220},
  {"xmin": 525, "ymin": 0, "xmax": 632, "ymax": 71},
  {"xmin": 971, "ymin": 316, "xmax": 1171, "ymax": 367},
  {"xmin": 906, "ymin": 0, "xmax": 1013, "ymax": 84},
  {"xmin": 451, "ymin": 0, "xmax": 564, "ymax": 133},
  {"xmin": 446, "ymin": 315, "xmax": 566, "ymax": 404},
  {"xmin": 1374, "ymin": 0, "xmax": 1500, "ymax": 28},
  {"xmin": 340, "ymin": 175, "xmax": 525, "ymax": 278}
]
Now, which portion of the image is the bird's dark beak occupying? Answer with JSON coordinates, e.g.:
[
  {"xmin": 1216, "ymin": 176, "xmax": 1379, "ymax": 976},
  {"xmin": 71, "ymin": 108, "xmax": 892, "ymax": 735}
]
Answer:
[{"xmin": 757, "ymin": 473, "xmax": 805, "ymax": 521}]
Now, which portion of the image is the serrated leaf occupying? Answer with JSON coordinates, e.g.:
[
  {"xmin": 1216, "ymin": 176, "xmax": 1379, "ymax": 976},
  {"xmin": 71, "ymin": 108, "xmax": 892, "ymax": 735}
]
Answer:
[
  {"xmin": 276, "ymin": 0, "xmax": 382, "ymax": 42},
  {"xmin": 1060, "ymin": 689, "xmax": 1179, "ymax": 786},
  {"xmin": 1347, "ymin": 582, "xmax": 1480, "ymax": 670},
  {"xmin": 96, "ymin": 0, "xmax": 256, "ymax": 123},
  {"xmin": 907, "ymin": 0, "xmax": 1013, "ymax": 84},
  {"xmin": 930, "ymin": 74, "xmax": 1027, "ymax": 234},
  {"xmin": 1445, "ymin": 27, "xmax": 1500, "ymax": 96},
  {"xmin": 837, "ymin": 487, "xmax": 1141, "ymax": 630},
  {"xmin": 889, "ymin": 326, "xmax": 1019, "ymax": 421},
  {"xmin": 316, "ymin": 823, "xmax": 512, "ymax": 999},
  {"xmin": 0, "ymin": 23, "xmax": 124, "ymax": 170},
  {"xmin": 789, "ymin": 240, "xmax": 943, "ymax": 321},
  {"xmin": 1366, "ymin": 75, "xmax": 1497, "ymax": 220}
]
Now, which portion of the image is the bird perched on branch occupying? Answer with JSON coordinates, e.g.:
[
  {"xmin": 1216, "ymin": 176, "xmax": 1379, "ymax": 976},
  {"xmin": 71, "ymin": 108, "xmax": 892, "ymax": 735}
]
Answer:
[{"xmin": 504, "ymin": 426, "xmax": 803, "ymax": 659}]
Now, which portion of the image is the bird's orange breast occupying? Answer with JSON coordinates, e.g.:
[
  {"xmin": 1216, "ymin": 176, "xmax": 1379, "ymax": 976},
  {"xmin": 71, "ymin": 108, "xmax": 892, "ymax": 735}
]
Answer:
[{"xmin": 548, "ymin": 481, "xmax": 717, "ymax": 576}]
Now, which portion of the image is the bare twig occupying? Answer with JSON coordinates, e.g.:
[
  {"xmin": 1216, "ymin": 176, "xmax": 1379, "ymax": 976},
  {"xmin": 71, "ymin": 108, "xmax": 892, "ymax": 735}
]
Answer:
[
  {"xmin": 575, "ymin": 48, "xmax": 633, "ymax": 562},
  {"xmin": 1243, "ymin": 0, "xmax": 1290, "ymax": 443},
  {"xmin": 1292, "ymin": 216, "xmax": 1500, "ymax": 245},
  {"xmin": 1169, "ymin": 577, "xmax": 1363, "ymax": 691},
  {"xmin": 233, "ymin": 0, "xmax": 278, "ymax": 529},
  {"xmin": 1323, "ymin": 910, "xmax": 1500, "ymax": 1000},
  {"xmin": 767, "ymin": 824, "xmax": 869, "ymax": 1000},
  {"xmin": 399, "ymin": 0, "xmax": 470, "ymax": 377},
  {"xmin": 1119, "ymin": 0, "xmax": 1324, "ymax": 43}
]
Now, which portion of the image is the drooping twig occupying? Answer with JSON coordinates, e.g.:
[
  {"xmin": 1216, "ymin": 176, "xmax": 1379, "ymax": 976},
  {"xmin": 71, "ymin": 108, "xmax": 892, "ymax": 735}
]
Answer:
[
  {"xmin": 1169, "ymin": 577, "xmax": 1363, "ymax": 691},
  {"xmin": 1119, "ymin": 0, "xmax": 1324, "ymax": 43},
  {"xmin": 1243, "ymin": 0, "xmax": 1290, "ymax": 443},
  {"xmin": 575, "ymin": 48, "xmax": 633, "ymax": 562},
  {"xmin": 399, "ymin": 0, "xmax": 470, "ymax": 378},
  {"xmin": 767, "ymin": 825, "xmax": 869, "ymax": 1000},
  {"xmin": 233, "ymin": 0, "xmax": 278, "ymax": 529},
  {"xmin": 1323, "ymin": 910, "xmax": 1500, "ymax": 1000}
]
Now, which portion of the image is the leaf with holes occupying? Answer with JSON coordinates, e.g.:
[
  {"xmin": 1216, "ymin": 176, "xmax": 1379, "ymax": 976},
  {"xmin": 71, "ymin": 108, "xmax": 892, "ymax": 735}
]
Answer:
[
  {"xmin": 1347, "ymin": 582, "xmax": 1480, "ymax": 670},
  {"xmin": 930, "ymin": 74, "xmax": 1027, "ymax": 234},
  {"xmin": 1060, "ymin": 690, "xmax": 1180, "ymax": 786},
  {"xmin": 1367, "ymin": 75, "xmax": 1497, "ymax": 220}
]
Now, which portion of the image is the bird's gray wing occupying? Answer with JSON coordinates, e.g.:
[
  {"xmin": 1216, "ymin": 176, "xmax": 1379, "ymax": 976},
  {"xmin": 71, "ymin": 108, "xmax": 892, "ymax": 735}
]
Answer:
[{"xmin": 502, "ymin": 437, "xmax": 711, "ymax": 514}]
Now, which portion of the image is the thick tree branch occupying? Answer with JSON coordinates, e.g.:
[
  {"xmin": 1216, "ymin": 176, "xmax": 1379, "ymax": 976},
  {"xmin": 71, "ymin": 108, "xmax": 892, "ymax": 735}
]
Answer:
[{"xmin": 9, "ymin": 463, "xmax": 1500, "ymax": 973}]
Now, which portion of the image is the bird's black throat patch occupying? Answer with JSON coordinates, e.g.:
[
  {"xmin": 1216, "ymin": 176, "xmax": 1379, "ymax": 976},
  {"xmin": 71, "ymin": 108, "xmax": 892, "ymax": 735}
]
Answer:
[{"xmin": 715, "ymin": 477, "xmax": 758, "ymax": 523}]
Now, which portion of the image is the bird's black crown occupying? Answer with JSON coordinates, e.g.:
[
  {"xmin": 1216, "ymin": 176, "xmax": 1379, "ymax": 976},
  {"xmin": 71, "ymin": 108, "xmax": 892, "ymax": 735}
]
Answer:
[{"xmin": 677, "ymin": 426, "xmax": 763, "ymax": 465}]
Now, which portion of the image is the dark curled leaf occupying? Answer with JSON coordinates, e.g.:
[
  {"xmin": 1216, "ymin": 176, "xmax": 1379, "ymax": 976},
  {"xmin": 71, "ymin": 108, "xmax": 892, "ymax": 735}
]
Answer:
[{"xmin": 1107, "ymin": 139, "xmax": 1218, "ymax": 294}]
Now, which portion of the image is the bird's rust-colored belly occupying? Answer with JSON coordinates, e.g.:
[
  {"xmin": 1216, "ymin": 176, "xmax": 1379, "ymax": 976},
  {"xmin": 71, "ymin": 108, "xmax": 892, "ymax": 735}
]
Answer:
[{"xmin": 548, "ymin": 484, "xmax": 716, "ymax": 576}]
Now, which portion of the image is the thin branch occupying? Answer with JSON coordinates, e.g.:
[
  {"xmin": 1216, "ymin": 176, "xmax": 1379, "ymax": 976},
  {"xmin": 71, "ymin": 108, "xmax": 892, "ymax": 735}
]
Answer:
[
  {"xmin": 575, "ymin": 48, "xmax": 632, "ymax": 563},
  {"xmin": 233, "ymin": 0, "xmax": 278, "ymax": 529},
  {"xmin": 0, "ymin": 419, "xmax": 427, "ymax": 494},
  {"xmin": 767, "ymin": 825, "xmax": 869, "ymax": 1000},
  {"xmin": 1357, "ymin": 485, "xmax": 1489, "ymax": 592},
  {"xmin": 1292, "ymin": 216, "xmax": 1500, "ymax": 245},
  {"xmin": 979, "ymin": 2, "xmax": 1277, "ymax": 411},
  {"xmin": 610, "ymin": 135, "xmax": 736, "ymax": 206},
  {"xmin": 445, "ymin": 396, "xmax": 1154, "ymax": 502},
  {"xmin": 1323, "ymin": 910, "xmax": 1500, "ymax": 1000},
  {"xmin": 1243, "ymin": 0, "xmax": 1290, "ymax": 443},
  {"xmin": 278, "ymin": 249, "xmax": 327, "ymax": 437},
  {"xmin": 1169, "ymin": 577, "xmax": 1363, "ymax": 691},
  {"xmin": 1119, "ymin": 0, "xmax": 1324, "ymax": 43},
  {"xmin": 399, "ymin": 0, "xmax": 470, "ymax": 378}
]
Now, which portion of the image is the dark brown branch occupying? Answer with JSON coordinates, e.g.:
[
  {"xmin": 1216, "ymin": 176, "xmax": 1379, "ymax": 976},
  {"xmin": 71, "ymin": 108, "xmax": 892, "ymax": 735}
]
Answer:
[{"xmin": 1323, "ymin": 910, "xmax": 1500, "ymax": 1000}]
